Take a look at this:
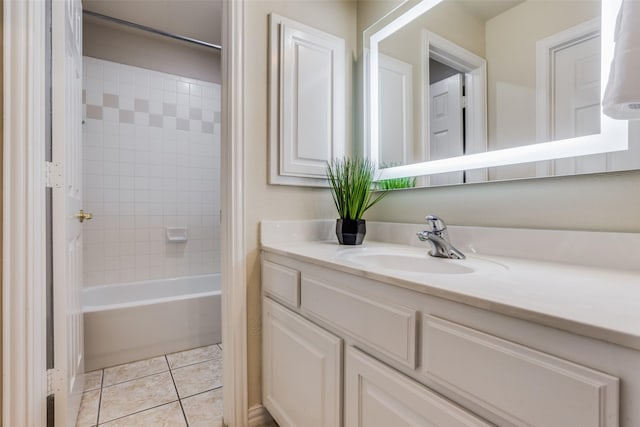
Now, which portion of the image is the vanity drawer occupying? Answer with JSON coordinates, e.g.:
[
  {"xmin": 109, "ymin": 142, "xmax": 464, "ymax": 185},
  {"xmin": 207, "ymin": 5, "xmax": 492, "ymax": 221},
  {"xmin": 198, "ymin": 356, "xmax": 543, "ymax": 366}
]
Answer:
[
  {"xmin": 262, "ymin": 260, "xmax": 300, "ymax": 308},
  {"xmin": 421, "ymin": 316, "xmax": 619, "ymax": 427},
  {"xmin": 301, "ymin": 275, "xmax": 417, "ymax": 368},
  {"xmin": 345, "ymin": 346, "xmax": 491, "ymax": 427}
]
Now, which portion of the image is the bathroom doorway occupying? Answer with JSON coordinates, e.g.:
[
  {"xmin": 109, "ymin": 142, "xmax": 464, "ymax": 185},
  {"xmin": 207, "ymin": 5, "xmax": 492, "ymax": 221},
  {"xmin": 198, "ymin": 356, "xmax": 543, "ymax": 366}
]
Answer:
[{"xmin": 76, "ymin": 3, "xmax": 224, "ymax": 425}]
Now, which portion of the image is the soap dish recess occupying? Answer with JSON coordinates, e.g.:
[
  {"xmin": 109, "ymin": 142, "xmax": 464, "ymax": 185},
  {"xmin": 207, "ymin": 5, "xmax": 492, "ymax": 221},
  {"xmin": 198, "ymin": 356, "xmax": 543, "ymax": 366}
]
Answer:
[{"xmin": 166, "ymin": 227, "xmax": 188, "ymax": 243}]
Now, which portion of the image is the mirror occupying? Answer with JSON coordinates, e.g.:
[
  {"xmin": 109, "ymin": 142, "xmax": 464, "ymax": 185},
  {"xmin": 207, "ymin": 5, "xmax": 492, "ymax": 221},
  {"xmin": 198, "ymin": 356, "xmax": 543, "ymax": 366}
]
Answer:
[{"xmin": 364, "ymin": 0, "xmax": 633, "ymax": 187}]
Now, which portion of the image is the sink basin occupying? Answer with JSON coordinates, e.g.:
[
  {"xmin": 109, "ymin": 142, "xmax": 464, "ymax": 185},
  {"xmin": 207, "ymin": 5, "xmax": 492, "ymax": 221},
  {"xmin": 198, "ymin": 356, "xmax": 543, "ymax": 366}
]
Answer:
[{"xmin": 339, "ymin": 246, "xmax": 504, "ymax": 275}]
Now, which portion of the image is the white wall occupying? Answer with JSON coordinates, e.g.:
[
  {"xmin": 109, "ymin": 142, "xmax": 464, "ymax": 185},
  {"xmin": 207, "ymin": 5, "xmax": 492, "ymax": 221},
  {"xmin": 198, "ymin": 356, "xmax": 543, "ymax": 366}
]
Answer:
[{"xmin": 82, "ymin": 57, "xmax": 221, "ymax": 286}]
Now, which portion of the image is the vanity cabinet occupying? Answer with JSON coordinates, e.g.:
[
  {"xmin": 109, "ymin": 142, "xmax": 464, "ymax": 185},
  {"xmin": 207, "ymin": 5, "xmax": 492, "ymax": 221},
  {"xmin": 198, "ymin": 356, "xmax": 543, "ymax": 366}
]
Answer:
[
  {"xmin": 262, "ymin": 252, "xmax": 623, "ymax": 427},
  {"xmin": 262, "ymin": 297, "xmax": 342, "ymax": 427},
  {"xmin": 344, "ymin": 346, "xmax": 491, "ymax": 427}
]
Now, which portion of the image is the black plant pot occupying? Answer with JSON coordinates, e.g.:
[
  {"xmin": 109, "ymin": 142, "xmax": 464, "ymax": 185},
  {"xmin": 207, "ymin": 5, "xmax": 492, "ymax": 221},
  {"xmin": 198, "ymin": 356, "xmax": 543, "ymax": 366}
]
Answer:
[{"xmin": 336, "ymin": 218, "xmax": 366, "ymax": 245}]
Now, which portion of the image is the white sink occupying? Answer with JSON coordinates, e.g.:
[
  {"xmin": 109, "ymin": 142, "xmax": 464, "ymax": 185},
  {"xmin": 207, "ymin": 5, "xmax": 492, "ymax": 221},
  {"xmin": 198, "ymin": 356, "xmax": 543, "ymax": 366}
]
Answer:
[{"xmin": 339, "ymin": 246, "xmax": 505, "ymax": 275}]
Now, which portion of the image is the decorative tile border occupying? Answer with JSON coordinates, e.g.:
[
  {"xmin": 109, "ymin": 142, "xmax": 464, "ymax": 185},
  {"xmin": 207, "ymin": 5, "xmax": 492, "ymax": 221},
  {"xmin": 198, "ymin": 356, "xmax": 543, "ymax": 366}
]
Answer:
[{"xmin": 84, "ymin": 93, "xmax": 216, "ymax": 133}]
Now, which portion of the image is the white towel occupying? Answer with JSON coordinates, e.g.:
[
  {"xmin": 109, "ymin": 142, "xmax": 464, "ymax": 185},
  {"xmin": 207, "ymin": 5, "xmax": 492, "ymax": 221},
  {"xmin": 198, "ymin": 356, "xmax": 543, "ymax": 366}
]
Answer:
[{"xmin": 602, "ymin": 0, "xmax": 640, "ymax": 120}]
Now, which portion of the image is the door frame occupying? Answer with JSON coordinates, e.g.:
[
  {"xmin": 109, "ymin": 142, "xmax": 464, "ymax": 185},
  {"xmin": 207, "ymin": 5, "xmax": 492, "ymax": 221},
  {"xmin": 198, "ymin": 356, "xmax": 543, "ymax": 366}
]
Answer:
[
  {"xmin": 421, "ymin": 30, "xmax": 488, "ymax": 184},
  {"xmin": 221, "ymin": 0, "xmax": 250, "ymax": 426},
  {"xmin": 3, "ymin": 1, "xmax": 251, "ymax": 427},
  {"xmin": 2, "ymin": 1, "xmax": 49, "ymax": 426}
]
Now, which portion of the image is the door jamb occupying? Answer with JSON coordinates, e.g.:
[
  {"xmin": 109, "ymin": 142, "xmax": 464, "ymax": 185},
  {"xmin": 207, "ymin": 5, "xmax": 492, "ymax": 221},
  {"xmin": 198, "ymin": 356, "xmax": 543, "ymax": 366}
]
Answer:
[
  {"xmin": 221, "ymin": 0, "xmax": 249, "ymax": 426},
  {"xmin": 2, "ymin": 1, "xmax": 49, "ymax": 426}
]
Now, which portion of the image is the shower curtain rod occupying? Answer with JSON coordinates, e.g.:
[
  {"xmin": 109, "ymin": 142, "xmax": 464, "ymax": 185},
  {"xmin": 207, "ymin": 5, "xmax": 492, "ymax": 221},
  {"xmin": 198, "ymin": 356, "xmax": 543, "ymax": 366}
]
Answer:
[{"xmin": 83, "ymin": 10, "xmax": 222, "ymax": 51}]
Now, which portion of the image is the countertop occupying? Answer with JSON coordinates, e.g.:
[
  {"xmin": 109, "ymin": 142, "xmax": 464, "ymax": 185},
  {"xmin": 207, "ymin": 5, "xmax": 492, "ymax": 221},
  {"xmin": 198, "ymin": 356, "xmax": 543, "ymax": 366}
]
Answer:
[{"xmin": 262, "ymin": 238, "xmax": 640, "ymax": 352}]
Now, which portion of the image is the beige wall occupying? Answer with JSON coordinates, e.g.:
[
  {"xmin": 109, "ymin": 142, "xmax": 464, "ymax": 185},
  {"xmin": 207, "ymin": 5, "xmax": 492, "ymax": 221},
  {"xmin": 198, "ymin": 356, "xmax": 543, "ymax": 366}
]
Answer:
[
  {"xmin": 244, "ymin": 0, "xmax": 358, "ymax": 407},
  {"xmin": 83, "ymin": 17, "xmax": 221, "ymax": 83}
]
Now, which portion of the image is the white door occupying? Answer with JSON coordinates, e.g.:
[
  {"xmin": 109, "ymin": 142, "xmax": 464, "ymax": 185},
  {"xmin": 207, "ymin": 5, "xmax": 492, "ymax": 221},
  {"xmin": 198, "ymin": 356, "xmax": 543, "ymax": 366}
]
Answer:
[
  {"xmin": 52, "ymin": 0, "xmax": 85, "ymax": 425},
  {"xmin": 553, "ymin": 34, "xmax": 603, "ymax": 175},
  {"xmin": 429, "ymin": 73, "xmax": 464, "ymax": 186},
  {"xmin": 378, "ymin": 54, "xmax": 413, "ymax": 166}
]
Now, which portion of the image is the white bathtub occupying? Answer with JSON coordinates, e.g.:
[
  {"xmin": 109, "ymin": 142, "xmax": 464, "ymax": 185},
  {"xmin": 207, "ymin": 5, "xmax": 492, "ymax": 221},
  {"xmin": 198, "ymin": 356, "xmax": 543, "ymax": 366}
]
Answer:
[{"xmin": 83, "ymin": 274, "xmax": 221, "ymax": 371}]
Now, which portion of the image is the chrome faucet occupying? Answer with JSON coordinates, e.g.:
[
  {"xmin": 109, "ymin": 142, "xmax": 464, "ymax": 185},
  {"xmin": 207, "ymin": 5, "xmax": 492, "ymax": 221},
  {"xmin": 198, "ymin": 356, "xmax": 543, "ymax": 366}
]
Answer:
[{"xmin": 416, "ymin": 215, "xmax": 466, "ymax": 260}]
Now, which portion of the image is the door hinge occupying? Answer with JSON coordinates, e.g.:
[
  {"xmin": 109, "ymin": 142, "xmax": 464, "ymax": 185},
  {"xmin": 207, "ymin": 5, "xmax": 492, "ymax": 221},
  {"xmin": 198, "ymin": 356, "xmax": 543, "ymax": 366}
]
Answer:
[
  {"xmin": 461, "ymin": 95, "xmax": 468, "ymax": 108},
  {"xmin": 47, "ymin": 368, "xmax": 64, "ymax": 395},
  {"xmin": 45, "ymin": 161, "xmax": 64, "ymax": 188}
]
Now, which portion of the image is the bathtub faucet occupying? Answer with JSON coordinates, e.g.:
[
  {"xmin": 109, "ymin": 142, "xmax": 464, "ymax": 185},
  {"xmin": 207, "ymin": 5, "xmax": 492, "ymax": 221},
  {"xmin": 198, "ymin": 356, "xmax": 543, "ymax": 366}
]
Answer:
[{"xmin": 416, "ymin": 215, "xmax": 465, "ymax": 260}]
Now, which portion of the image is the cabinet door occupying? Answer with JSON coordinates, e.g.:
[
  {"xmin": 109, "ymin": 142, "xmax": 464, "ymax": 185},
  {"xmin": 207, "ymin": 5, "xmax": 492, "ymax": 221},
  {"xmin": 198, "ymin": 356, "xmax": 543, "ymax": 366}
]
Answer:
[
  {"xmin": 263, "ymin": 297, "xmax": 342, "ymax": 427},
  {"xmin": 421, "ymin": 315, "xmax": 619, "ymax": 427},
  {"xmin": 345, "ymin": 346, "xmax": 491, "ymax": 427}
]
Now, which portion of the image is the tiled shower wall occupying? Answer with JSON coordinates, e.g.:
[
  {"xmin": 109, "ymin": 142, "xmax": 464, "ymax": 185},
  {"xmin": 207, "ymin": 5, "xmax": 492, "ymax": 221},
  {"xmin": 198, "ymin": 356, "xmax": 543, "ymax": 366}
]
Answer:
[{"xmin": 82, "ymin": 57, "xmax": 221, "ymax": 287}]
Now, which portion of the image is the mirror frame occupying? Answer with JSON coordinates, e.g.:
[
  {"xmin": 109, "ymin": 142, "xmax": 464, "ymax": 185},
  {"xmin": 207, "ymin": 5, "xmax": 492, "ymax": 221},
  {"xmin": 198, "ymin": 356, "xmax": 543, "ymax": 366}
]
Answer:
[{"xmin": 365, "ymin": 0, "xmax": 628, "ymax": 180}]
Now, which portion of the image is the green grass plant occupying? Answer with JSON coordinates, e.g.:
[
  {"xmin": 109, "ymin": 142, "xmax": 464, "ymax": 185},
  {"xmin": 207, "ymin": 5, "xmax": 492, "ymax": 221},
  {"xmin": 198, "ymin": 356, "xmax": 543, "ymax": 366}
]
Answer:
[
  {"xmin": 376, "ymin": 162, "xmax": 417, "ymax": 190},
  {"xmin": 326, "ymin": 157, "xmax": 387, "ymax": 221},
  {"xmin": 377, "ymin": 175, "xmax": 417, "ymax": 190}
]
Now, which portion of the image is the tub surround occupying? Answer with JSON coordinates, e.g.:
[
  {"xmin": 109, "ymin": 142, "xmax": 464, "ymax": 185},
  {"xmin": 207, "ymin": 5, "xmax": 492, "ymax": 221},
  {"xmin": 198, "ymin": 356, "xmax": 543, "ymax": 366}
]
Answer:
[
  {"xmin": 260, "ymin": 220, "xmax": 640, "ymax": 426},
  {"xmin": 261, "ymin": 220, "xmax": 640, "ymax": 351},
  {"xmin": 82, "ymin": 57, "xmax": 221, "ymax": 288}
]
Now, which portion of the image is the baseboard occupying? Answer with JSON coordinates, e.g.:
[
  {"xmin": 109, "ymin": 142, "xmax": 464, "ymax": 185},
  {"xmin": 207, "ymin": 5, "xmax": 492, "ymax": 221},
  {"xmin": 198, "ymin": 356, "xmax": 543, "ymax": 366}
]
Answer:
[{"xmin": 248, "ymin": 405, "xmax": 277, "ymax": 427}]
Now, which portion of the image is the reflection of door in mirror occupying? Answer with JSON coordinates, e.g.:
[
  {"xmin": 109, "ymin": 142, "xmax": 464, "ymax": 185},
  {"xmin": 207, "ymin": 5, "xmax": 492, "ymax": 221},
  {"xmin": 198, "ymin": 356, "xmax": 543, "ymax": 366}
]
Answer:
[
  {"xmin": 536, "ymin": 18, "xmax": 603, "ymax": 176},
  {"xmin": 378, "ymin": 54, "xmax": 413, "ymax": 167},
  {"xmin": 429, "ymin": 69, "xmax": 464, "ymax": 186}
]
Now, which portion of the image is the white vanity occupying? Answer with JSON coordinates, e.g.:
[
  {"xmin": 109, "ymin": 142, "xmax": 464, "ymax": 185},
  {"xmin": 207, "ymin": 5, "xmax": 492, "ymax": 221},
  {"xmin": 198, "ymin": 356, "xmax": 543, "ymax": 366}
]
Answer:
[{"xmin": 260, "ymin": 220, "xmax": 640, "ymax": 427}]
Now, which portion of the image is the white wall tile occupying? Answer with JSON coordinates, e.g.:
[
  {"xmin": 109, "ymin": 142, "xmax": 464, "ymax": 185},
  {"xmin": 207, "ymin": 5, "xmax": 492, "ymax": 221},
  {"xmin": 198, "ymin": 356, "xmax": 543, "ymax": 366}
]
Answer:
[
  {"xmin": 177, "ymin": 81, "xmax": 190, "ymax": 94},
  {"xmin": 120, "ymin": 95, "xmax": 135, "ymax": 111},
  {"xmin": 150, "ymin": 88, "xmax": 164, "ymax": 101},
  {"xmin": 104, "ymin": 80, "xmax": 118, "ymax": 95},
  {"xmin": 163, "ymin": 91, "xmax": 177, "ymax": 104},
  {"xmin": 177, "ymin": 93, "xmax": 189, "ymax": 106},
  {"xmin": 83, "ymin": 57, "xmax": 221, "ymax": 287},
  {"xmin": 163, "ymin": 78, "xmax": 177, "ymax": 92}
]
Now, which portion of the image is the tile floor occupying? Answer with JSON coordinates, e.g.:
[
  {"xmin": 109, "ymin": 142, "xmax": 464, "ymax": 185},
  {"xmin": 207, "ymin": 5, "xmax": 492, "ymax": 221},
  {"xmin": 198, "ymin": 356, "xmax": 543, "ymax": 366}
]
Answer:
[{"xmin": 77, "ymin": 343, "xmax": 223, "ymax": 427}]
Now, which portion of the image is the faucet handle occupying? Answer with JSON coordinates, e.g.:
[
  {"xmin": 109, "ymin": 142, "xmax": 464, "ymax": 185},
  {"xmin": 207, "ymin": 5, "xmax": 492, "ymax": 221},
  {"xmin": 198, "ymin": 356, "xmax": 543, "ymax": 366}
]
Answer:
[{"xmin": 425, "ymin": 215, "xmax": 446, "ymax": 233}]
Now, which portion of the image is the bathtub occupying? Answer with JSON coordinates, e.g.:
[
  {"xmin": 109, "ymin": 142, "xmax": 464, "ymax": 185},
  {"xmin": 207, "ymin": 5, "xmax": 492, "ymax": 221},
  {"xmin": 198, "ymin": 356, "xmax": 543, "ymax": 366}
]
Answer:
[{"xmin": 83, "ymin": 274, "xmax": 221, "ymax": 371}]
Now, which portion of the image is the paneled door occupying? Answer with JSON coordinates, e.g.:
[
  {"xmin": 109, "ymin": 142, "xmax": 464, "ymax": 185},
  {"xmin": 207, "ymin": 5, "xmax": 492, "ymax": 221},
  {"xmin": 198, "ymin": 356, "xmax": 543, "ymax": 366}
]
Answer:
[
  {"xmin": 552, "ymin": 34, "xmax": 603, "ymax": 175},
  {"xmin": 429, "ymin": 73, "xmax": 464, "ymax": 186},
  {"xmin": 378, "ymin": 54, "xmax": 413, "ymax": 167},
  {"xmin": 51, "ymin": 0, "xmax": 86, "ymax": 424}
]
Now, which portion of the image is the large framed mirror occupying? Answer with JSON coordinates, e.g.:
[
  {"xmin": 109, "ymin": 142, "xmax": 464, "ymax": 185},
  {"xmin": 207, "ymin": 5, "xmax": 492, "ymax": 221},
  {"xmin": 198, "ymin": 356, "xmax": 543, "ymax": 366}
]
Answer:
[{"xmin": 364, "ymin": 0, "xmax": 635, "ymax": 187}]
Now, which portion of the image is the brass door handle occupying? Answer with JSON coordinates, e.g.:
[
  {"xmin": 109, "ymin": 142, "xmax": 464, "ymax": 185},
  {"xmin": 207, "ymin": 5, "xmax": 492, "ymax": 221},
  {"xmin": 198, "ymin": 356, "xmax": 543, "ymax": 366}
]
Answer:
[{"xmin": 75, "ymin": 209, "xmax": 93, "ymax": 223}]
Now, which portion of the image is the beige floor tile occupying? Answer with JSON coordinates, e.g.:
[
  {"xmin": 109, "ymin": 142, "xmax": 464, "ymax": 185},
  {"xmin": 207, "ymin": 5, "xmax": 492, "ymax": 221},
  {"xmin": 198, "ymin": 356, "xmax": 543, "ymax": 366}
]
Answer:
[
  {"xmin": 181, "ymin": 388, "xmax": 223, "ymax": 427},
  {"xmin": 84, "ymin": 370, "xmax": 103, "ymax": 392},
  {"xmin": 172, "ymin": 358, "xmax": 222, "ymax": 398},
  {"xmin": 76, "ymin": 389, "xmax": 100, "ymax": 427},
  {"xmin": 167, "ymin": 344, "xmax": 221, "ymax": 369},
  {"xmin": 99, "ymin": 401, "xmax": 186, "ymax": 426},
  {"xmin": 99, "ymin": 371, "xmax": 178, "ymax": 424},
  {"xmin": 103, "ymin": 356, "xmax": 168, "ymax": 386}
]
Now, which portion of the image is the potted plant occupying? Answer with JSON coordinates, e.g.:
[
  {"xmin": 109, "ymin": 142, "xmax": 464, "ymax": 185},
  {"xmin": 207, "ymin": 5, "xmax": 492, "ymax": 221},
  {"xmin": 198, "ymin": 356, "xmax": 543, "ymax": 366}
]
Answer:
[{"xmin": 326, "ymin": 157, "xmax": 387, "ymax": 245}]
